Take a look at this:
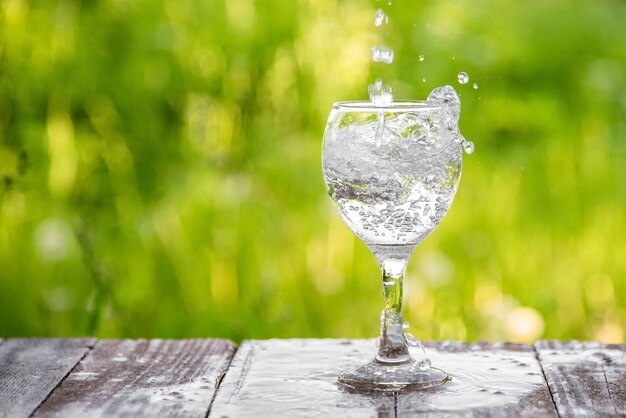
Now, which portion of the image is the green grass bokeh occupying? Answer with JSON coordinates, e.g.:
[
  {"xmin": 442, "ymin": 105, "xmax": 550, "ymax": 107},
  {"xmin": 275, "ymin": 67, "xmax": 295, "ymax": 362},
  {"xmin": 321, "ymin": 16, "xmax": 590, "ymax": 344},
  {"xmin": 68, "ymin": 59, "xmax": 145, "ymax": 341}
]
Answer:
[{"xmin": 1, "ymin": 0, "xmax": 625, "ymax": 343}]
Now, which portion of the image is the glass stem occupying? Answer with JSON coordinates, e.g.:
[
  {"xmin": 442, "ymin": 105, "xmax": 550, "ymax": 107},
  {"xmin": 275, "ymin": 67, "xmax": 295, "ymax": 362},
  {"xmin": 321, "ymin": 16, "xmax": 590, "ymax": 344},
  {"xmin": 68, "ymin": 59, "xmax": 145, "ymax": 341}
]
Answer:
[{"xmin": 376, "ymin": 257, "xmax": 411, "ymax": 364}]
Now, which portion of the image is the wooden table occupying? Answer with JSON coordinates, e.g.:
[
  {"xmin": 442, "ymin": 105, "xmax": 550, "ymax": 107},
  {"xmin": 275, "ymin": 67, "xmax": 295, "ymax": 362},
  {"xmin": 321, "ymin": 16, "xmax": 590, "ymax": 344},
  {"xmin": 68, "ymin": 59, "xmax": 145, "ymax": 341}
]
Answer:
[{"xmin": 0, "ymin": 338, "xmax": 624, "ymax": 417}]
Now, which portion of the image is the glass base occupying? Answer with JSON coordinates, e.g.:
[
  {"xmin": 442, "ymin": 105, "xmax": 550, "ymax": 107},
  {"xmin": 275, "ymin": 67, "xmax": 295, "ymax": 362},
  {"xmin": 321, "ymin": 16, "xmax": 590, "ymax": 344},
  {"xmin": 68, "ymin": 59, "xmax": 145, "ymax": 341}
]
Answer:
[{"xmin": 338, "ymin": 359, "xmax": 450, "ymax": 392}]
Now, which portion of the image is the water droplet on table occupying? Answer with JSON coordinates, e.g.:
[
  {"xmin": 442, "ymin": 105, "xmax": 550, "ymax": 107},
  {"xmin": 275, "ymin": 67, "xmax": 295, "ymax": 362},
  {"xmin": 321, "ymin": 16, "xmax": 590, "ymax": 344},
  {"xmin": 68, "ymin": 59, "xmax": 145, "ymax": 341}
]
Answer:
[{"xmin": 418, "ymin": 358, "xmax": 432, "ymax": 371}]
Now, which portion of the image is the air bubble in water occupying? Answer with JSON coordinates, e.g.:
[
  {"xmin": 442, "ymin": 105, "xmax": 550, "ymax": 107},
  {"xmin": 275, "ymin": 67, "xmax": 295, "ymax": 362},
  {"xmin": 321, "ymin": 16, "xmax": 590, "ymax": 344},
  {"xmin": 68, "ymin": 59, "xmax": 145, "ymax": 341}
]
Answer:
[
  {"xmin": 418, "ymin": 54, "xmax": 425, "ymax": 62},
  {"xmin": 374, "ymin": 9, "xmax": 385, "ymax": 26},
  {"xmin": 473, "ymin": 82, "xmax": 478, "ymax": 89},
  {"xmin": 418, "ymin": 358, "xmax": 432, "ymax": 371},
  {"xmin": 371, "ymin": 45, "xmax": 394, "ymax": 64},
  {"xmin": 457, "ymin": 72, "xmax": 469, "ymax": 84},
  {"xmin": 463, "ymin": 140, "xmax": 475, "ymax": 154}
]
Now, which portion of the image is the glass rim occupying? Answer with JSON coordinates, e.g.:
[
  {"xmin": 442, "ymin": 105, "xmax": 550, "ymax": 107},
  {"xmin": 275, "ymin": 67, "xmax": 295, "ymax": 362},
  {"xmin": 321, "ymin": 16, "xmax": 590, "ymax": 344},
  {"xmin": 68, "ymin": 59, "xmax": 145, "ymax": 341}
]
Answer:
[{"xmin": 332, "ymin": 100, "xmax": 441, "ymax": 112}]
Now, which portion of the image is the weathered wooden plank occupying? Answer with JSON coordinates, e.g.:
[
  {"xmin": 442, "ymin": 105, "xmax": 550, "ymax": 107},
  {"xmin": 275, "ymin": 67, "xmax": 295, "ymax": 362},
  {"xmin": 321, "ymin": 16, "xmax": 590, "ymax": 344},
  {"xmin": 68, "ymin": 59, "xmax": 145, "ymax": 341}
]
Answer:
[
  {"xmin": 396, "ymin": 341, "xmax": 557, "ymax": 417},
  {"xmin": 536, "ymin": 340, "xmax": 626, "ymax": 417},
  {"xmin": 0, "ymin": 338, "xmax": 95, "ymax": 418},
  {"xmin": 210, "ymin": 339, "xmax": 396, "ymax": 417},
  {"xmin": 33, "ymin": 339, "xmax": 236, "ymax": 418}
]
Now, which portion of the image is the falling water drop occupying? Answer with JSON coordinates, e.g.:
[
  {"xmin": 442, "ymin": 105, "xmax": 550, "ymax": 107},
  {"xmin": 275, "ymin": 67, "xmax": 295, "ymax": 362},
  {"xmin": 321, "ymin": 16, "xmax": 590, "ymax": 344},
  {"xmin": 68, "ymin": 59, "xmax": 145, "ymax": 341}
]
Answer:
[
  {"xmin": 374, "ymin": 9, "xmax": 385, "ymax": 26},
  {"xmin": 473, "ymin": 82, "xmax": 478, "ymax": 89},
  {"xmin": 463, "ymin": 140, "xmax": 475, "ymax": 154},
  {"xmin": 372, "ymin": 46, "xmax": 394, "ymax": 64},
  {"xmin": 457, "ymin": 72, "xmax": 469, "ymax": 84},
  {"xmin": 368, "ymin": 79, "xmax": 393, "ymax": 105},
  {"xmin": 418, "ymin": 54, "xmax": 425, "ymax": 62}
]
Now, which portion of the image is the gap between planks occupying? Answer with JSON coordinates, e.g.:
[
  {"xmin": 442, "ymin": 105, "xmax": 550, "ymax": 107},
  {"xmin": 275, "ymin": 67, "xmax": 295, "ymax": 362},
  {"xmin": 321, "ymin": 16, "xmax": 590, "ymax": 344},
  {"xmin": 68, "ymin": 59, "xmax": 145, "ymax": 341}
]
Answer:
[
  {"xmin": 533, "ymin": 343, "xmax": 561, "ymax": 418},
  {"xmin": 30, "ymin": 340, "xmax": 96, "ymax": 417},
  {"xmin": 535, "ymin": 340, "xmax": 626, "ymax": 418},
  {"xmin": 0, "ymin": 338, "xmax": 96, "ymax": 418}
]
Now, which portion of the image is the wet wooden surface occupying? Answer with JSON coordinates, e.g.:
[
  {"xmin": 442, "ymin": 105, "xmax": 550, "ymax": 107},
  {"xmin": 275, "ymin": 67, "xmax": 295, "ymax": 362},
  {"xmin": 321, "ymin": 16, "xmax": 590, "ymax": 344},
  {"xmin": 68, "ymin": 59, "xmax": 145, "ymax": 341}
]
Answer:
[
  {"xmin": 536, "ymin": 340, "xmax": 626, "ymax": 418},
  {"xmin": 397, "ymin": 341, "xmax": 557, "ymax": 417},
  {"xmin": 211, "ymin": 339, "xmax": 559, "ymax": 417},
  {"xmin": 0, "ymin": 338, "xmax": 95, "ymax": 418},
  {"xmin": 0, "ymin": 339, "xmax": 624, "ymax": 417},
  {"xmin": 31, "ymin": 339, "xmax": 236, "ymax": 418}
]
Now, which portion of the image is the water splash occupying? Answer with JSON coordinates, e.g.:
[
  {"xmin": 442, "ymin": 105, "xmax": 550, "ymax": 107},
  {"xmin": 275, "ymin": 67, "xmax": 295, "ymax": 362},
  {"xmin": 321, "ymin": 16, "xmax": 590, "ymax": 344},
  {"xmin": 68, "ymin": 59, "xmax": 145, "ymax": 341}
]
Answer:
[
  {"xmin": 428, "ymin": 85, "xmax": 474, "ymax": 154},
  {"xmin": 210, "ymin": 339, "xmax": 551, "ymax": 416},
  {"xmin": 428, "ymin": 85, "xmax": 461, "ymax": 126},
  {"xmin": 473, "ymin": 82, "xmax": 479, "ymax": 89},
  {"xmin": 324, "ymin": 88, "xmax": 463, "ymax": 246},
  {"xmin": 418, "ymin": 54, "xmax": 425, "ymax": 62},
  {"xmin": 457, "ymin": 71, "xmax": 469, "ymax": 84}
]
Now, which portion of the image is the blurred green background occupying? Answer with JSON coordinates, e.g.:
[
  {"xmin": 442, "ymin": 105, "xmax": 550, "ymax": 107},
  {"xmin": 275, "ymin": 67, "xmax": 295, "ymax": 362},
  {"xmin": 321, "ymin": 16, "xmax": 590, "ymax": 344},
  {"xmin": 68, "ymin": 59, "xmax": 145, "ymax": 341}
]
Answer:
[{"xmin": 1, "ymin": 0, "xmax": 625, "ymax": 343}]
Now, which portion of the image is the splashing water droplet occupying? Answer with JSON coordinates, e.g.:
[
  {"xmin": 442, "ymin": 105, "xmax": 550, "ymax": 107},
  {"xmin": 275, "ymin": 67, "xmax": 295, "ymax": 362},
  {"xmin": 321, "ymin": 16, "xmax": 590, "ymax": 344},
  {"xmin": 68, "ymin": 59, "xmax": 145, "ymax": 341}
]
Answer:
[
  {"xmin": 371, "ymin": 45, "xmax": 394, "ymax": 64},
  {"xmin": 418, "ymin": 358, "xmax": 432, "ymax": 372},
  {"xmin": 374, "ymin": 9, "xmax": 385, "ymax": 26},
  {"xmin": 457, "ymin": 72, "xmax": 469, "ymax": 84},
  {"xmin": 473, "ymin": 82, "xmax": 478, "ymax": 89},
  {"xmin": 418, "ymin": 54, "xmax": 425, "ymax": 62},
  {"xmin": 428, "ymin": 85, "xmax": 461, "ymax": 122},
  {"xmin": 463, "ymin": 140, "xmax": 475, "ymax": 154},
  {"xmin": 422, "ymin": 77, "xmax": 426, "ymax": 83},
  {"xmin": 387, "ymin": 0, "xmax": 392, "ymax": 4}
]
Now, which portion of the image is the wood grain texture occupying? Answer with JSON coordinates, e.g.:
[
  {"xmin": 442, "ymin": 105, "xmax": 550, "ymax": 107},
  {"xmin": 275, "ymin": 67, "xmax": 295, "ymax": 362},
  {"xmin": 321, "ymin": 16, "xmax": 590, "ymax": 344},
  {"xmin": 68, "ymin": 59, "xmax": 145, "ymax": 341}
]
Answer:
[
  {"xmin": 33, "ymin": 339, "xmax": 236, "ymax": 418},
  {"xmin": 210, "ymin": 339, "xmax": 557, "ymax": 418},
  {"xmin": 0, "ymin": 338, "xmax": 95, "ymax": 418},
  {"xmin": 536, "ymin": 340, "xmax": 626, "ymax": 417}
]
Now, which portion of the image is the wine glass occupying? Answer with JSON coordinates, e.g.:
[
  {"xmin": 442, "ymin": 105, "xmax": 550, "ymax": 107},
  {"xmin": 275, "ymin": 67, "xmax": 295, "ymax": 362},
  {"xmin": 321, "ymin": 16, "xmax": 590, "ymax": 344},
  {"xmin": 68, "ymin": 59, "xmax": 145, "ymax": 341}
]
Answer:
[{"xmin": 322, "ymin": 86, "xmax": 467, "ymax": 391}]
